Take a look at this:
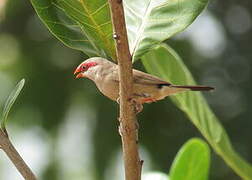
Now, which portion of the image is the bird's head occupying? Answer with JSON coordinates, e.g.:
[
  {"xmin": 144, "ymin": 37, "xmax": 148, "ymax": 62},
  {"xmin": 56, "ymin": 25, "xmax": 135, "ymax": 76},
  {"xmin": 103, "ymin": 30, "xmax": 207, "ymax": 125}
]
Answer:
[{"xmin": 74, "ymin": 57, "xmax": 111, "ymax": 79}]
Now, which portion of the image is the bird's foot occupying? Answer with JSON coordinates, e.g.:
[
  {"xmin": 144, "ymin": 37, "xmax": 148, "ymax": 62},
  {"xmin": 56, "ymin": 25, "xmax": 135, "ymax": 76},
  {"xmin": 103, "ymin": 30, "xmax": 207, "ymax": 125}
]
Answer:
[
  {"xmin": 117, "ymin": 97, "xmax": 143, "ymax": 114},
  {"xmin": 129, "ymin": 99, "xmax": 143, "ymax": 114},
  {"xmin": 134, "ymin": 103, "xmax": 143, "ymax": 114}
]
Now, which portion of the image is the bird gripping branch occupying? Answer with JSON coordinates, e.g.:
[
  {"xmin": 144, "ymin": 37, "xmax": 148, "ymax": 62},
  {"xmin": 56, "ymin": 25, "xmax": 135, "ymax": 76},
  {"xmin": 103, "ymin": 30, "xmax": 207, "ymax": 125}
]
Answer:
[{"xmin": 74, "ymin": 57, "xmax": 214, "ymax": 113}]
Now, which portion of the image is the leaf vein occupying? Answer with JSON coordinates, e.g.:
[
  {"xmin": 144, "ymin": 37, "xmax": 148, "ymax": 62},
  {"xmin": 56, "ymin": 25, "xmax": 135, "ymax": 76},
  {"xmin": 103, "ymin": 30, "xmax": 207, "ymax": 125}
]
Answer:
[
  {"xmin": 124, "ymin": 2, "xmax": 142, "ymax": 19},
  {"xmin": 79, "ymin": 0, "xmax": 114, "ymax": 57},
  {"xmin": 90, "ymin": 2, "xmax": 108, "ymax": 16}
]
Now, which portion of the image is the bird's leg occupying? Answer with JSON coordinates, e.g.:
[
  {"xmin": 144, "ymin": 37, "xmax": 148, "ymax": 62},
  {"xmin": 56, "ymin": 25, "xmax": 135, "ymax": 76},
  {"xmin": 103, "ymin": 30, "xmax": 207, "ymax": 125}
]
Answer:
[
  {"xmin": 117, "ymin": 97, "xmax": 143, "ymax": 114},
  {"xmin": 130, "ymin": 99, "xmax": 143, "ymax": 114}
]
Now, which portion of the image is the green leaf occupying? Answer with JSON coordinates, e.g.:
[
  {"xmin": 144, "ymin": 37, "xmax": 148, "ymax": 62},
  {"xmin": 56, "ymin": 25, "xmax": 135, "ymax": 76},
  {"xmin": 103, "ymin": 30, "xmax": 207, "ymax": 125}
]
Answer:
[
  {"xmin": 54, "ymin": 0, "xmax": 116, "ymax": 59},
  {"xmin": 1, "ymin": 79, "xmax": 25, "ymax": 129},
  {"xmin": 30, "ymin": 0, "xmax": 115, "ymax": 58},
  {"xmin": 141, "ymin": 44, "xmax": 252, "ymax": 180},
  {"xmin": 124, "ymin": 0, "xmax": 208, "ymax": 61},
  {"xmin": 169, "ymin": 138, "xmax": 210, "ymax": 180},
  {"xmin": 31, "ymin": 0, "xmax": 210, "ymax": 60},
  {"xmin": 31, "ymin": 0, "xmax": 207, "ymax": 61}
]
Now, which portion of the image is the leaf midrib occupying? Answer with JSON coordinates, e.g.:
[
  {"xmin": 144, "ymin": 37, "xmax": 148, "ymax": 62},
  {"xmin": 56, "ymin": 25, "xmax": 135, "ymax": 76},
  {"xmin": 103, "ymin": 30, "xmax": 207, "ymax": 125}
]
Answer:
[
  {"xmin": 79, "ymin": 0, "xmax": 114, "ymax": 58},
  {"xmin": 130, "ymin": 0, "xmax": 153, "ymax": 55}
]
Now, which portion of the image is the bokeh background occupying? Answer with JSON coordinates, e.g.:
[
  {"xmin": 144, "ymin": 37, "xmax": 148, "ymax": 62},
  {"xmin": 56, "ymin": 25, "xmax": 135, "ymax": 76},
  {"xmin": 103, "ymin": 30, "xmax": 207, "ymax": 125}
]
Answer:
[{"xmin": 0, "ymin": 0, "xmax": 251, "ymax": 179}]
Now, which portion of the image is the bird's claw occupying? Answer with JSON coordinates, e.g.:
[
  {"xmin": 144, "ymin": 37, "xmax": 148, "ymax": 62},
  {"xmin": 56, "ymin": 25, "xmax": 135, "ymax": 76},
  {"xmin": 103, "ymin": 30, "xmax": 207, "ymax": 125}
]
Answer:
[
  {"xmin": 129, "ymin": 98, "xmax": 143, "ymax": 114},
  {"xmin": 117, "ymin": 97, "xmax": 143, "ymax": 114},
  {"xmin": 134, "ymin": 103, "xmax": 143, "ymax": 114}
]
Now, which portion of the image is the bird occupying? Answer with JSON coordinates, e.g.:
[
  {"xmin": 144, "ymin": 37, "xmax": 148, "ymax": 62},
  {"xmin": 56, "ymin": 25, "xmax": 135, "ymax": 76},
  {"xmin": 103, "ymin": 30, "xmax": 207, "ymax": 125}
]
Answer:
[{"xmin": 74, "ymin": 57, "xmax": 214, "ymax": 113}]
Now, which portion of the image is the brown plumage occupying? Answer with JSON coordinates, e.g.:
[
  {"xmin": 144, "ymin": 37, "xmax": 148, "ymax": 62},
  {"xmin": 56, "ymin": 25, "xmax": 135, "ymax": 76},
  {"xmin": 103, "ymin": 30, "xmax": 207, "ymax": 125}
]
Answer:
[{"xmin": 74, "ymin": 57, "xmax": 214, "ymax": 106}]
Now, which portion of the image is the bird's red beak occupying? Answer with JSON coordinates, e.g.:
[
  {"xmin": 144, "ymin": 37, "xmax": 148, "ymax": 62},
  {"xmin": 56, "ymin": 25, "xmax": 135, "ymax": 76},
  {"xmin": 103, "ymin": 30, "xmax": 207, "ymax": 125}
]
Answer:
[{"xmin": 74, "ymin": 65, "xmax": 85, "ymax": 79}]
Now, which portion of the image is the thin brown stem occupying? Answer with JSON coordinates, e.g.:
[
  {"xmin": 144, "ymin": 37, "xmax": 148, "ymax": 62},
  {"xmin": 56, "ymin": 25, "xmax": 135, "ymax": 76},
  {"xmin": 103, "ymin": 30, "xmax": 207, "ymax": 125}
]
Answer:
[
  {"xmin": 108, "ymin": 0, "xmax": 142, "ymax": 180},
  {"xmin": 0, "ymin": 129, "xmax": 37, "ymax": 180}
]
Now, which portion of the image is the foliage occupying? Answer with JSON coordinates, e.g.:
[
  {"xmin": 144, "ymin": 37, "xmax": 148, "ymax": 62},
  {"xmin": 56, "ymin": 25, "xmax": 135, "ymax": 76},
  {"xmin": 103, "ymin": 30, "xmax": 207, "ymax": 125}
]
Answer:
[
  {"xmin": 169, "ymin": 138, "xmax": 210, "ymax": 180},
  {"xmin": 30, "ymin": 0, "xmax": 107, "ymax": 58},
  {"xmin": 124, "ymin": 0, "xmax": 208, "ymax": 61},
  {"xmin": 31, "ymin": 0, "xmax": 207, "ymax": 61},
  {"xmin": 1, "ymin": 79, "xmax": 25, "ymax": 129},
  {"xmin": 30, "ymin": 0, "xmax": 252, "ymax": 179},
  {"xmin": 144, "ymin": 138, "xmax": 210, "ymax": 180},
  {"xmin": 142, "ymin": 44, "xmax": 252, "ymax": 179}
]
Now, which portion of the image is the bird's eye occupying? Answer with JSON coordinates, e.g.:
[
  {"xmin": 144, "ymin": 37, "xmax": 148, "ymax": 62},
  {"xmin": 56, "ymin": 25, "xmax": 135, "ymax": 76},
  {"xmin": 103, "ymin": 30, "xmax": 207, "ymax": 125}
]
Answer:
[{"xmin": 82, "ymin": 65, "xmax": 87, "ymax": 70}]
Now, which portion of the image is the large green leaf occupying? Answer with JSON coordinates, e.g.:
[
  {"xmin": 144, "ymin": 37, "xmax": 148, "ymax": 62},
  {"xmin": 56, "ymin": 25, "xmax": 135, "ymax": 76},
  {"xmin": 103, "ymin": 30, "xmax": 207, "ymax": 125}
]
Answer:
[
  {"xmin": 169, "ymin": 138, "xmax": 210, "ymax": 180},
  {"xmin": 124, "ymin": 0, "xmax": 208, "ymax": 61},
  {"xmin": 141, "ymin": 44, "xmax": 252, "ymax": 180},
  {"xmin": 1, "ymin": 79, "xmax": 25, "ymax": 129},
  {"xmin": 30, "ymin": 0, "xmax": 115, "ymax": 58},
  {"xmin": 31, "ymin": 0, "xmax": 208, "ymax": 61},
  {"xmin": 54, "ymin": 0, "xmax": 116, "ymax": 59}
]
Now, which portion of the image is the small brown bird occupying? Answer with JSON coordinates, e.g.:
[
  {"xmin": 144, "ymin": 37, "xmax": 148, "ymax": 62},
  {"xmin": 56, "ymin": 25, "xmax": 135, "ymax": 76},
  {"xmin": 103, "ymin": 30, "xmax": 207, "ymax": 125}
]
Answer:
[{"xmin": 74, "ymin": 57, "xmax": 213, "ymax": 112}]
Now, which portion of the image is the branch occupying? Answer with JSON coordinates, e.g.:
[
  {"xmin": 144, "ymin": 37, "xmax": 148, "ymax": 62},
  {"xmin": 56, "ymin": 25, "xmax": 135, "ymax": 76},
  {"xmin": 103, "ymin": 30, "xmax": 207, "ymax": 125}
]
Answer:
[
  {"xmin": 0, "ymin": 129, "xmax": 37, "ymax": 180},
  {"xmin": 108, "ymin": 0, "xmax": 142, "ymax": 180}
]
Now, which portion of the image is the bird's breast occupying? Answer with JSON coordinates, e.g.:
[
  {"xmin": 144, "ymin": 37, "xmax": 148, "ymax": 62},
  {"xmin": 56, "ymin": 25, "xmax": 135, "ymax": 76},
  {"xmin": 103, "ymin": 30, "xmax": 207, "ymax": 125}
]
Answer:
[{"xmin": 94, "ymin": 75, "xmax": 119, "ymax": 101}]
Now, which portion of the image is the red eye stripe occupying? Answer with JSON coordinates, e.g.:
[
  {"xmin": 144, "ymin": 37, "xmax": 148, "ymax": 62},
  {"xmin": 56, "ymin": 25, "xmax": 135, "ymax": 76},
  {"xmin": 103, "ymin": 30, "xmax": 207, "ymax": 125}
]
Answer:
[
  {"xmin": 83, "ymin": 62, "xmax": 98, "ymax": 69},
  {"xmin": 74, "ymin": 61, "xmax": 98, "ymax": 75}
]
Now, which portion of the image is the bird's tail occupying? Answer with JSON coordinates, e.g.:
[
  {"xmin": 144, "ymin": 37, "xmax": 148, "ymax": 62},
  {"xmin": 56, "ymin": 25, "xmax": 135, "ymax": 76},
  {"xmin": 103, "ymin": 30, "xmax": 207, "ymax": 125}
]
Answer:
[{"xmin": 171, "ymin": 85, "xmax": 214, "ymax": 91}]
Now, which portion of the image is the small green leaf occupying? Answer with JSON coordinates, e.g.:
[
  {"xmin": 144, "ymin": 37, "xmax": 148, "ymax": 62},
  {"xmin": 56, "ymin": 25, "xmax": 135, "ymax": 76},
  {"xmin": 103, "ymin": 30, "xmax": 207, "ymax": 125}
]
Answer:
[
  {"xmin": 124, "ymin": 0, "xmax": 208, "ymax": 61},
  {"xmin": 141, "ymin": 44, "xmax": 252, "ymax": 179},
  {"xmin": 1, "ymin": 79, "xmax": 25, "ymax": 129},
  {"xmin": 169, "ymin": 138, "xmax": 210, "ymax": 180}
]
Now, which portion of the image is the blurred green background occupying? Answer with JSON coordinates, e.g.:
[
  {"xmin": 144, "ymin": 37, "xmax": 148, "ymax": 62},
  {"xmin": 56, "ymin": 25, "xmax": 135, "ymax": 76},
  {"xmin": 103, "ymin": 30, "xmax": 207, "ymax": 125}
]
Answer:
[{"xmin": 0, "ymin": 0, "xmax": 251, "ymax": 179}]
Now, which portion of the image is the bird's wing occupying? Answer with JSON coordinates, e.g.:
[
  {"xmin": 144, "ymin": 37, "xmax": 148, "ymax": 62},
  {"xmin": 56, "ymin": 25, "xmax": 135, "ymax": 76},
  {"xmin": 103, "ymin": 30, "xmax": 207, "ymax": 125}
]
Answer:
[
  {"xmin": 111, "ymin": 66, "xmax": 171, "ymax": 86},
  {"xmin": 132, "ymin": 69, "xmax": 171, "ymax": 86}
]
